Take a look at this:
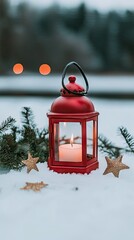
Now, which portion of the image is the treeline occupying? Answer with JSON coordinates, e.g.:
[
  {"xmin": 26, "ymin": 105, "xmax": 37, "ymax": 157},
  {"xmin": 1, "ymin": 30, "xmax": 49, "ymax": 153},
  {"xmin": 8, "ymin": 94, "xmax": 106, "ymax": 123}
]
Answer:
[{"xmin": 1, "ymin": 0, "xmax": 134, "ymax": 74}]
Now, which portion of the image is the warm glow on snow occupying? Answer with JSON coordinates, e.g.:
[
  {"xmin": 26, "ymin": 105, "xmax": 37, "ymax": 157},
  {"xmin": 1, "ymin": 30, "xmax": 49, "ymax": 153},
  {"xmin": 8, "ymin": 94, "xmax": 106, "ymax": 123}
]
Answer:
[
  {"xmin": 13, "ymin": 63, "xmax": 24, "ymax": 74},
  {"xmin": 39, "ymin": 64, "xmax": 51, "ymax": 75}
]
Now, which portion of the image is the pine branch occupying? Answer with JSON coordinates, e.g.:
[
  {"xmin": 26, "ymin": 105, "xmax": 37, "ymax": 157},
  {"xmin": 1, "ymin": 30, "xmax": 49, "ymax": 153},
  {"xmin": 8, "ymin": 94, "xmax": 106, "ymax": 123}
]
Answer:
[
  {"xmin": 21, "ymin": 107, "xmax": 36, "ymax": 129},
  {"xmin": 98, "ymin": 134, "xmax": 123, "ymax": 158},
  {"xmin": 119, "ymin": 126, "xmax": 134, "ymax": 153},
  {"xmin": 0, "ymin": 117, "xmax": 16, "ymax": 134},
  {"xmin": 99, "ymin": 126, "xmax": 134, "ymax": 158},
  {"xmin": 0, "ymin": 107, "xmax": 49, "ymax": 171}
]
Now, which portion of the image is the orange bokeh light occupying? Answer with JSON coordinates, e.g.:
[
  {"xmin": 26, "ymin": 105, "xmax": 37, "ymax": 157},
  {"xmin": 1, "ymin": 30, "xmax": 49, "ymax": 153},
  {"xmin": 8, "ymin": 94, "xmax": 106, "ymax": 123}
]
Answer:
[
  {"xmin": 13, "ymin": 63, "xmax": 24, "ymax": 74},
  {"xmin": 39, "ymin": 64, "xmax": 51, "ymax": 75}
]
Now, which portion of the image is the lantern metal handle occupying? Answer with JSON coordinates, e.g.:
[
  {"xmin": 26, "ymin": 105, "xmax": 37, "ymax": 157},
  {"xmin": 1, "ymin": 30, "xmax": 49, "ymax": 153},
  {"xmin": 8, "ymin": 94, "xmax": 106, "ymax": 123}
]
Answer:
[{"xmin": 62, "ymin": 61, "xmax": 89, "ymax": 96}]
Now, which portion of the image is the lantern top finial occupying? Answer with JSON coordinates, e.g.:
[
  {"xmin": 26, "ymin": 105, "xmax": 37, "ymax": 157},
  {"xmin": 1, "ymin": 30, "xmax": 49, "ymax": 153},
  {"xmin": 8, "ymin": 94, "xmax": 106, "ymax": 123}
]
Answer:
[
  {"xmin": 68, "ymin": 75, "xmax": 76, "ymax": 83},
  {"xmin": 60, "ymin": 75, "xmax": 85, "ymax": 97},
  {"xmin": 62, "ymin": 61, "xmax": 89, "ymax": 96}
]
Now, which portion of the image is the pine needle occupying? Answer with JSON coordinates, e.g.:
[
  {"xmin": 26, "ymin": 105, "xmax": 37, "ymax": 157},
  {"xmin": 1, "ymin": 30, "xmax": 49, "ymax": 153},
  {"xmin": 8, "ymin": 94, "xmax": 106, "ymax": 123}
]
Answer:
[
  {"xmin": 21, "ymin": 107, "xmax": 36, "ymax": 129},
  {"xmin": 119, "ymin": 126, "xmax": 134, "ymax": 153},
  {"xmin": 0, "ymin": 117, "xmax": 16, "ymax": 134},
  {"xmin": 0, "ymin": 107, "xmax": 49, "ymax": 171},
  {"xmin": 98, "ymin": 134, "xmax": 122, "ymax": 158}
]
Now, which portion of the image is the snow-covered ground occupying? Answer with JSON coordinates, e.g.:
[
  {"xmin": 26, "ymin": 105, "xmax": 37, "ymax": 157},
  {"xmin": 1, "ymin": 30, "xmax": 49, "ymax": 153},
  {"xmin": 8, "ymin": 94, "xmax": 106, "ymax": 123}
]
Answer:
[
  {"xmin": 0, "ymin": 158, "xmax": 133, "ymax": 240},
  {"xmin": 0, "ymin": 97, "xmax": 133, "ymax": 142},
  {"xmin": 0, "ymin": 75, "xmax": 134, "ymax": 240},
  {"xmin": 1, "ymin": 74, "xmax": 134, "ymax": 93}
]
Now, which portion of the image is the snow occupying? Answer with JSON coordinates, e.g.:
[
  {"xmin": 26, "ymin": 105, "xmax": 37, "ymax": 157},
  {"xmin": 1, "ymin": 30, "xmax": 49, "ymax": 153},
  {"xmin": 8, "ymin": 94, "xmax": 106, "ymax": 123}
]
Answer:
[
  {"xmin": 1, "ymin": 74, "xmax": 134, "ymax": 93},
  {"xmin": 0, "ymin": 158, "xmax": 133, "ymax": 240},
  {"xmin": 0, "ymin": 75, "xmax": 134, "ymax": 240}
]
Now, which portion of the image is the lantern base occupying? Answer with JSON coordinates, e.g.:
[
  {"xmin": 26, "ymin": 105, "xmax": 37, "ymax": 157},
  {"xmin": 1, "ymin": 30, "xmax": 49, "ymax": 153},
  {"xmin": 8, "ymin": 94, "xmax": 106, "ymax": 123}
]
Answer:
[{"xmin": 48, "ymin": 161, "xmax": 99, "ymax": 174}]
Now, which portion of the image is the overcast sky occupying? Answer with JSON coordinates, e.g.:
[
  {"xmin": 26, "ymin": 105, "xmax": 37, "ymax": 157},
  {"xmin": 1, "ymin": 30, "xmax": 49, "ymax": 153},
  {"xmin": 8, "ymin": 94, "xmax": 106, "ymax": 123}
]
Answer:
[{"xmin": 10, "ymin": 0, "xmax": 134, "ymax": 12}]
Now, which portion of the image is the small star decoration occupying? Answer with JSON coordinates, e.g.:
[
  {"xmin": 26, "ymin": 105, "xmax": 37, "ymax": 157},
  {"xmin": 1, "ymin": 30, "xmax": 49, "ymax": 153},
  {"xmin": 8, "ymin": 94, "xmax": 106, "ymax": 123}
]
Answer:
[
  {"xmin": 22, "ymin": 152, "xmax": 39, "ymax": 173},
  {"xmin": 103, "ymin": 155, "xmax": 129, "ymax": 178},
  {"xmin": 21, "ymin": 181, "xmax": 48, "ymax": 192}
]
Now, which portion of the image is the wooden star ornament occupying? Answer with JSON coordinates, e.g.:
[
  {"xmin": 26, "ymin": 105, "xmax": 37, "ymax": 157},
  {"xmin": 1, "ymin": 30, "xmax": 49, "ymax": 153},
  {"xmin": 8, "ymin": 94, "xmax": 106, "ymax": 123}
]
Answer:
[
  {"xmin": 22, "ymin": 152, "xmax": 39, "ymax": 173},
  {"xmin": 20, "ymin": 181, "xmax": 48, "ymax": 192},
  {"xmin": 103, "ymin": 155, "xmax": 129, "ymax": 178}
]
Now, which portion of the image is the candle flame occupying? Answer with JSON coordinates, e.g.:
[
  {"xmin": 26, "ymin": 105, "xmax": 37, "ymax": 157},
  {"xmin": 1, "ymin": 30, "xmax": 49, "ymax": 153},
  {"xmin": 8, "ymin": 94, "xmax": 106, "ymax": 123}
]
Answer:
[{"xmin": 70, "ymin": 134, "xmax": 73, "ymax": 147}]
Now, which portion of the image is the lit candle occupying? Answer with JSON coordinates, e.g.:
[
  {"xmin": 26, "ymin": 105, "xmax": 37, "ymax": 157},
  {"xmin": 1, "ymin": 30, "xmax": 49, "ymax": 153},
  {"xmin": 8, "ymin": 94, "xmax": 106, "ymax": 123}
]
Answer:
[{"xmin": 59, "ymin": 134, "xmax": 82, "ymax": 162}]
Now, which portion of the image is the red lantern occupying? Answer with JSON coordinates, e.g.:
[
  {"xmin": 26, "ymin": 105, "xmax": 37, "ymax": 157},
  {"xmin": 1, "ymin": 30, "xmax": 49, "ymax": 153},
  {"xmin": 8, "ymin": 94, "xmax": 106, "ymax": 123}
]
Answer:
[{"xmin": 47, "ymin": 62, "xmax": 99, "ymax": 174}]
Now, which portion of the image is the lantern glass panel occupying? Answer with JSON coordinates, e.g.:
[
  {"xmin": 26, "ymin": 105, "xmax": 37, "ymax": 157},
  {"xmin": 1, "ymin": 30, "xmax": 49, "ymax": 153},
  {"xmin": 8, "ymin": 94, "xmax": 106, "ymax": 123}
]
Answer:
[
  {"xmin": 54, "ymin": 122, "xmax": 82, "ymax": 162},
  {"xmin": 86, "ymin": 121, "xmax": 93, "ymax": 159}
]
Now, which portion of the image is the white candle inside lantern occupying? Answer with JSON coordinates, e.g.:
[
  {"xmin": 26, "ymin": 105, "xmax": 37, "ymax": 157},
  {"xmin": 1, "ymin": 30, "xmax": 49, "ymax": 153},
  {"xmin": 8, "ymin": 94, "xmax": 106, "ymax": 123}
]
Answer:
[{"xmin": 59, "ymin": 134, "xmax": 82, "ymax": 162}]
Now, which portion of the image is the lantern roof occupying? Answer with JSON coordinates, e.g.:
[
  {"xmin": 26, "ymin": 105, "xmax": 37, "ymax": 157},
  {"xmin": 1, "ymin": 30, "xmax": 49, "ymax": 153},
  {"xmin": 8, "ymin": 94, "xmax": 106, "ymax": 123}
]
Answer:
[{"xmin": 50, "ymin": 75, "xmax": 95, "ymax": 114}]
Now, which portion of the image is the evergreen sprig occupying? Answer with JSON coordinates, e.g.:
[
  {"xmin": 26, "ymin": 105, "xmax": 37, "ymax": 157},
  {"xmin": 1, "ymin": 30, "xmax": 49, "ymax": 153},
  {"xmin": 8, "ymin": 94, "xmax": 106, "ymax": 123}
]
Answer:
[
  {"xmin": 0, "ymin": 117, "xmax": 16, "ymax": 133},
  {"xmin": 21, "ymin": 107, "xmax": 36, "ymax": 129},
  {"xmin": 119, "ymin": 127, "xmax": 134, "ymax": 153},
  {"xmin": 0, "ymin": 107, "xmax": 49, "ymax": 171},
  {"xmin": 99, "ymin": 126, "xmax": 134, "ymax": 158},
  {"xmin": 98, "ymin": 134, "xmax": 122, "ymax": 158}
]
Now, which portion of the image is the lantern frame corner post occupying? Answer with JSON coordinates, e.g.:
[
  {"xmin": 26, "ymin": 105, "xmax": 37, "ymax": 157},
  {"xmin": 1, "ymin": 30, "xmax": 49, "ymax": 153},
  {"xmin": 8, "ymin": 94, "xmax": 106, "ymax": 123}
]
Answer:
[
  {"xmin": 82, "ymin": 112, "xmax": 99, "ymax": 174},
  {"xmin": 47, "ymin": 114, "xmax": 54, "ymax": 169},
  {"xmin": 94, "ymin": 113, "xmax": 99, "ymax": 166}
]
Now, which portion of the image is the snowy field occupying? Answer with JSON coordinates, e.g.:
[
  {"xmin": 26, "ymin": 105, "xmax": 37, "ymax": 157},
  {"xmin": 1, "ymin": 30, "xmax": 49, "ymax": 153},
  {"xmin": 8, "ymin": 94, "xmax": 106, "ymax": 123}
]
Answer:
[
  {"xmin": 1, "ymin": 74, "xmax": 134, "ymax": 93},
  {"xmin": 0, "ymin": 75, "xmax": 134, "ymax": 240}
]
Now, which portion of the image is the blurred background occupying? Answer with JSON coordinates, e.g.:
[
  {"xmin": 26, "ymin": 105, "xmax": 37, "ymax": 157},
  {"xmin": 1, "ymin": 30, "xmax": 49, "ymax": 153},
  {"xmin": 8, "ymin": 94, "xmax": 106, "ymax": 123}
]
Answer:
[
  {"xmin": 1, "ymin": 0, "xmax": 134, "ymax": 74},
  {"xmin": 0, "ymin": 0, "xmax": 134, "ymax": 141}
]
